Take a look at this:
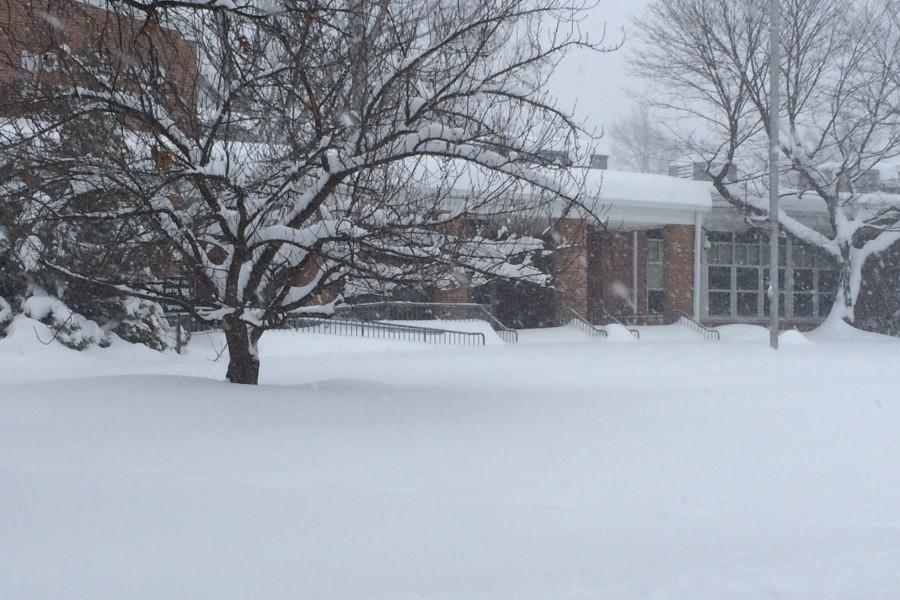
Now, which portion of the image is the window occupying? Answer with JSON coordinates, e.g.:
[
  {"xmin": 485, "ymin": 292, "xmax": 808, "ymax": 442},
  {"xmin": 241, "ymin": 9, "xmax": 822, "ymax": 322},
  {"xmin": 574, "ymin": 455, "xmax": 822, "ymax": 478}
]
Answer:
[
  {"xmin": 647, "ymin": 233, "xmax": 665, "ymax": 313},
  {"xmin": 736, "ymin": 268, "xmax": 759, "ymax": 290},
  {"xmin": 708, "ymin": 266, "xmax": 731, "ymax": 290},
  {"xmin": 705, "ymin": 232, "xmax": 836, "ymax": 321},
  {"xmin": 737, "ymin": 292, "xmax": 758, "ymax": 316},
  {"xmin": 709, "ymin": 292, "xmax": 731, "ymax": 316},
  {"xmin": 21, "ymin": 51, "xmax": 60, "ymax": 73}
]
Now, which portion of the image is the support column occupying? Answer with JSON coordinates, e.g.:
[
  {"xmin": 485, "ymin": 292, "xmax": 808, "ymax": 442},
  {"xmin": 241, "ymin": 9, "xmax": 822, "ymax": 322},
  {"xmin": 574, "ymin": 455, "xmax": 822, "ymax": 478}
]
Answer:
[
  {"xmin": 432, "ymin": 281, "xmax": 470, "ymax": 304},
  {"xmin": 693, "ymin": 213, "xmax": 704, "ymax": 320},
  {"xmin": 433, "ymin": 217, "xmax": 472, "ymax": 304}
]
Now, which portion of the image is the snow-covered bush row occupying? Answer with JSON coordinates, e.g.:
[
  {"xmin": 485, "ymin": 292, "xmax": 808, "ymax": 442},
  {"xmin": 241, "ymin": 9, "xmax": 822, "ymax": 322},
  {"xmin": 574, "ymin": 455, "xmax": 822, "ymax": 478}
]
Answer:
[
  {"xmin": 0, "ymin": 293, "xmax": 174, "ymax": 352},
  {"xmin": 22, "ymin": 295, "xmax": 110, "ymax": 350}
]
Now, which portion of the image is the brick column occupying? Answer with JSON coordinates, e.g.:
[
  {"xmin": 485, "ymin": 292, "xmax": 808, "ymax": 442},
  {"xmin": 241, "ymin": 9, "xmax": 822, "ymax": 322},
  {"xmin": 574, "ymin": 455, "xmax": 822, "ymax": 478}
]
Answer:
[
  {"xmin": 551, "ymin": 218, "xmax": 589, "ymax": 316},
  {"xmin": 432, "ymin": 217, "xmax": 472, "ymax": 304},
  {"xmin": 295, "ymin": 254, "xmax": 336, "ymax": 306},
  {"xmin": 663, "ymin": 225, "xmax": 695, "ymax": 315},
  {"xmin": 432, "ymin": 283, "xmax": 469, "ymax": 304}
]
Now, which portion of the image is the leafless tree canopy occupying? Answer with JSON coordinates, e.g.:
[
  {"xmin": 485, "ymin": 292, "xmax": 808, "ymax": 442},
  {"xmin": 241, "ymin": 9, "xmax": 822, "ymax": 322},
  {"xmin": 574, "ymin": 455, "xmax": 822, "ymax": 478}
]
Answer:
[
  {"xmin": 632, "ymin": 0, "xmax": 900, "ymax": 322},
  {"xmin": 0, "ymin": 0, "xmax": 607, "ymax": 383},
  {"xmin": 610, "ymin": 103, "xmax": 679, "ymax": 174}
]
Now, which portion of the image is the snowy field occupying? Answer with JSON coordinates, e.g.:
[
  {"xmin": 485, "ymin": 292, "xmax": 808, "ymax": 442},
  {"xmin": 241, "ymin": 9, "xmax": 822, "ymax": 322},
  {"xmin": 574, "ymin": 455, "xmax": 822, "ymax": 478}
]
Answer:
[{"xmin": 3, "ymin": 317, "xmax": 900, "ymax": 599}]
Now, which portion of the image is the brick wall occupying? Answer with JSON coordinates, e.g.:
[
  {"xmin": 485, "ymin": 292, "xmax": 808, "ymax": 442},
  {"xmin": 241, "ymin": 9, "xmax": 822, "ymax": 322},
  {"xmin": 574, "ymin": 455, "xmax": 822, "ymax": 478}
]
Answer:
[
  {"xmin": 592, "ymin": 231, "xmax": 634, "ymax": 316},
  {"xmin": 663, "ymin": 225, "xmax": 694, "ymax": 315},
  {"xmin": 432, "ymin": 284, "xmax": 469, "ymax": 304},
  {"xmin": 1, "ymin": 0, "xmax": 197, "ymax": 120},
  {"xmin": 431, "ymin": 216, "xmax": 472, "ymax": 304},
  {"xmin": 551, "ymin": 218, "xmax": 588, "ymax": 316}
]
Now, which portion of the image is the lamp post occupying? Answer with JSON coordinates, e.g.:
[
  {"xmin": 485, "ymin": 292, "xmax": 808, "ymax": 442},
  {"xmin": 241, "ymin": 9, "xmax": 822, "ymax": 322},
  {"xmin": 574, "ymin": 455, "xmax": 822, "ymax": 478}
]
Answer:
[{"xmin": 768, "ymin": 0, "xmax": 781, "ymax": 350}]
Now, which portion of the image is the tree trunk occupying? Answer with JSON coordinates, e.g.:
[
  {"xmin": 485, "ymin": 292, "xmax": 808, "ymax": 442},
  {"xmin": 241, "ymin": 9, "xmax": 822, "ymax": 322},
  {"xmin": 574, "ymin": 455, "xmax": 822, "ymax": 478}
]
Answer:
[
  {"xmin": 224, "ymin": 317, "xmax": 262, "ymax": 385},
  {"xmin": 830, "ymin": 241, "xmax": 856, "ymax": 324}
]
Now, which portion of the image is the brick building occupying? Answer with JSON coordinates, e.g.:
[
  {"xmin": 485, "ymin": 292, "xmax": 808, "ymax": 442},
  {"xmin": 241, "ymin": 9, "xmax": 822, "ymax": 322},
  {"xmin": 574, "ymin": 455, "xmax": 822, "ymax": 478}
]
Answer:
[
  {"xmin": 0, "ymin": 0, "xmax": 197, "ymax": 121},
  {"xmin": 434, "ymin": 161, "xmax": 894, "ymax": 331},
  {"xmin": 543, "ymin": 169, "xmax": 710, "ymax": 323}
]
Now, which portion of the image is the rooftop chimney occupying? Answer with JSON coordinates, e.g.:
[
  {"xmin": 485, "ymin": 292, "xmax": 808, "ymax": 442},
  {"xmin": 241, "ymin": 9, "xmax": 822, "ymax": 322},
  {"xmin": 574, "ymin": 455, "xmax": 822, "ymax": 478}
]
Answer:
[{"xmin": 590, "ymin": 153, "xmax": 609, "ymax": 170}]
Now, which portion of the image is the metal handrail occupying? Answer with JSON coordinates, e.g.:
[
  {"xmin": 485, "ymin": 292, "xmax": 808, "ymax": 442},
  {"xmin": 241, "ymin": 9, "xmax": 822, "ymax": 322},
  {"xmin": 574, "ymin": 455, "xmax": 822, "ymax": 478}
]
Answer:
[
  {"xmin": 558, "ymin": 307, "xmax": 608, "ymax": 337},
  {"xmin": 669, "ymin": 310, "xmax": 720, "ymax": 341},
  {"xmin": 167, "ymin": 314, "xmax": 486, "ymax": 348},
  {"xmin": 335, "ymin": 301, "xmax": 518, "ymax": 343},
  {"xmin": 586, "ymin": 308, "xmax": 641, "ymax": 339},
  {"xmin": 286, "ymin": 316, "xmax": 486, "ymax": 346},
  {"xmin": 599, "ymin": 312, "xmax": 667, "ymax": 327},
  {"xmin": 598, "ymin": 310, "xmax": 719, "ymax": 341}
]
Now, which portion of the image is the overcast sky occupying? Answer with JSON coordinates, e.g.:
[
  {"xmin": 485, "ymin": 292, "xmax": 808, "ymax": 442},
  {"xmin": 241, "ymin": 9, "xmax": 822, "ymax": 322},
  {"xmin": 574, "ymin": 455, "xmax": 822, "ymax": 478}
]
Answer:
[{"xmin": 547, "ymin": 0, "xmax": 652, "ymax": 156}]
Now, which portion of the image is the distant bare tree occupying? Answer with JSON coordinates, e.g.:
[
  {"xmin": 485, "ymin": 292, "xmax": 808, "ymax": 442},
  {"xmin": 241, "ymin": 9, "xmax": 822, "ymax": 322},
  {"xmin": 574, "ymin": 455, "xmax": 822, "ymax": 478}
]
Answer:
[
  {"xmin": 632, "ymin": 0, "xmax": 900, "ymax": 323},
  {"xmin": 610, "ymin": 103, "xmax": 679, "ymax": 174},
  {"xmin": 1, "ymin": 0, "xmax": 608, "ymax": 383}
]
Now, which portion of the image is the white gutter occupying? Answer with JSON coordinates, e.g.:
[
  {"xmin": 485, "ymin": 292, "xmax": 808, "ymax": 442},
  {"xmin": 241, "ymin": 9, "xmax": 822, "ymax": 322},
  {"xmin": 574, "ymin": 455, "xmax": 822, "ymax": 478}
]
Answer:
[{"xmin": 693, "ymin": 211, "xmax": 703, "ymax": 320}]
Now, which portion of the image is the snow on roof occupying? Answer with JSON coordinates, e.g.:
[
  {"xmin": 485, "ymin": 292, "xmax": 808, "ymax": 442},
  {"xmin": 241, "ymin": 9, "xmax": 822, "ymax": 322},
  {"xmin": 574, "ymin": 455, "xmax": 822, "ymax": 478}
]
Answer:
[
  {"xmin": 405, "ymin": 157, "xmax": 713, "ymax": 217},
  {"xmin": 583, "ymin": 169, "xmax": 713, "ymax": 212}
]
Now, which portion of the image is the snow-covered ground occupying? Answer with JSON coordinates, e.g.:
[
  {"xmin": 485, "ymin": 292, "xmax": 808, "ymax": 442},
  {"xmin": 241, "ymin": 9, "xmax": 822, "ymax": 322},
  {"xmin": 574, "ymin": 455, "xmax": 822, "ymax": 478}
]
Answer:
[{"xmin": 3, "ymin": 318, "xmax": 900, "ymax": 599}]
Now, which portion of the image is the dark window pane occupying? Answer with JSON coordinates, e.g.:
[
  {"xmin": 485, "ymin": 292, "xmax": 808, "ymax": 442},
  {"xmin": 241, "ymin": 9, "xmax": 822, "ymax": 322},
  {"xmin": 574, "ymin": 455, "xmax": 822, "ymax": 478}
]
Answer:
[
  {"xmin": 737, "ymin": 292, "xmax": 758, "ymax": 317},
  {"xmin": 734, "ymin": 244, "xmax": 761, "ymax": 266},
  {"xmin": 647, "ymin": 229, "xmax": 665, "ymax": 240},
  {"xmin": 818, "ymin": 270, "xmax": 837, "ymax": 292},
  {"xmin": 709, "ymin": 291, "xmax": 731, "ymax": 316},
  {"xmin": 736, "ymin": 267, "xmax": 759, "ymax": 290},
  {"xmin": 648, "ymin": 290, "xmax": 665, "ymax": 313},
  {"xmin": 792, "ymin": 245, "xmax": 816, "ymax": 268},
  {"xmin": 709, "ymin": 266, "xmax": 731, "ymax": 290},
  {"xmin": 709, "ymin": 243, "xmax": 732, "ymax": 264},
  {"xmin": 794, "ymin": 293, "xmax": 814, "ymax": 317},
  {"xmin": 747, "ymin": 244, "xmax": 761, "ymax": 265},
  {"xmin": 793, "ymin": 269, "xmax": 814, "ymax": 292},
  {"xmin": 816, "ymin": 250, "xmax": 837, "ymax": 269},
  {"xmin": 819, "ymin": 293, "xmax": 834, "ymax": 317}
]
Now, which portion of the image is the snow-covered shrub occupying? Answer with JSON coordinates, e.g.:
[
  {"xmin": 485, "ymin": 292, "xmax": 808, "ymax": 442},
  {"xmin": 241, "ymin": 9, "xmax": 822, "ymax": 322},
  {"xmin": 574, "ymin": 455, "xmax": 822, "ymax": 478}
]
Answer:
[
  {"xmin": 22, "ymin": 295, "xmax": 110, "ymax": 350},
  {"xmin": 114, "ymin": 298, "xmax": 172, "ymax": 352}
]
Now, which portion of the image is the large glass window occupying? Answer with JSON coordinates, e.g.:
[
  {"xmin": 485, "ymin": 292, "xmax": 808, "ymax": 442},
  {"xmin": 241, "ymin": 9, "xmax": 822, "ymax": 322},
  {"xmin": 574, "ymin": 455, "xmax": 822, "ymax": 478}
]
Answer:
[
  {"xmin": 705, "ymin": 232, "xmax": 836, "ymax": 321},
  {"xmin": 647, "ymin": 231, "xmax": 665, "ymax": 314}
]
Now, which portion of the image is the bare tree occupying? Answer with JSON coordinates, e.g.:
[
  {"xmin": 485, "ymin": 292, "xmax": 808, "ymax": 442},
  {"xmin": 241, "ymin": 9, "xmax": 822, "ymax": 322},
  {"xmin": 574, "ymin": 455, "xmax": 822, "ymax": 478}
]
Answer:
[
  {"xmin": 610, "ymin": 103, "xmax": 679, "ymax": 173},
  {"xmin": 631, "ymin": 0, "xmax": 900, "ymax": 323},
  {"xmin": 1, "ymin": 0, "xmax": 607, "ymax": 383}
]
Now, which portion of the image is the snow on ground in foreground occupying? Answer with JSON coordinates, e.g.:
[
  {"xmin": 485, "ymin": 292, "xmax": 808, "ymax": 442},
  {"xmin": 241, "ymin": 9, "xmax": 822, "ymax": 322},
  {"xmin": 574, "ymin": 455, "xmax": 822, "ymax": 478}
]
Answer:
[{"xmin": 3, "ymin": 323, "xmax": 900, "ymax": 599}]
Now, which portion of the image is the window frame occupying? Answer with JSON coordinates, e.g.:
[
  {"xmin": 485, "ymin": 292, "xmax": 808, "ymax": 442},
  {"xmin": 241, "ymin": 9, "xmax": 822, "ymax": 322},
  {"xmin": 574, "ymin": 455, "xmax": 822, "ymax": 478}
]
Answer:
[{"xmin": 703, "ymin": 231, "xmax": 837, "ymax": 322}]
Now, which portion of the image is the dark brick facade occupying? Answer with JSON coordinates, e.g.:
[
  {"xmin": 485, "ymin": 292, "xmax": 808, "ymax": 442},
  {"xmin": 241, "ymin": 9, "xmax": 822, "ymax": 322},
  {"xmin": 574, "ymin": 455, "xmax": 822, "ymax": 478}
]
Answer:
[
  {"xmin": 662, "ymin": 225, "xmax": 694, "ymax": 315},
  {"xmin": 1, "ymin": 0, "xmax": 198, "ymax": 121},
  {"xmin": 549, "ymin": 221, "xmax": 697, "ymax": 321},
  {"xmin": 551, "ymin": 218, "xmax": 589, "ymax": 316}
]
